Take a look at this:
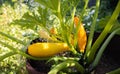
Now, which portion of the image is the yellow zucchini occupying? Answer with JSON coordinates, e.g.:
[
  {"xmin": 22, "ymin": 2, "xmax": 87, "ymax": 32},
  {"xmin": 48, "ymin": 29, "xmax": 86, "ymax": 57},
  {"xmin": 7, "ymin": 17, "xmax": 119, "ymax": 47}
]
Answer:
[{"xmin": 28, "ymin": 43, "xmax": 69, "ymax": 57}]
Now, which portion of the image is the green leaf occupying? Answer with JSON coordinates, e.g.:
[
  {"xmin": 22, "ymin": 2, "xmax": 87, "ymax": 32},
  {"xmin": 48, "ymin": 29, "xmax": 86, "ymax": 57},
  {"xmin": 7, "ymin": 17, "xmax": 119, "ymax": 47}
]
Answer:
[
  {"xmin": 50, "ymin": 0, "xmax": 59, "ymax": 11},
  {"xmin": 37, "ymin": 7, "xmax": 48, "ymax": 27},
  {"xmin": 12, "ymin": 6, "xmax": 49, "ymax": 31},
  {"xmin": 35, "ymin": 0, "xmax": 59, "ymax": 12},
  {"xmin": 12, "ymin": 13, "xmax": 39, "ymax": 29}
]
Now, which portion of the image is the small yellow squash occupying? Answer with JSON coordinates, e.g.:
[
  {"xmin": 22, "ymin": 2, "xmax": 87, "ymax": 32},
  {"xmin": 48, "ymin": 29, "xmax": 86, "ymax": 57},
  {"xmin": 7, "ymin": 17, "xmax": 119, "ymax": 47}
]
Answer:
[{"xmin": 28, "ymin": 43, "xmax": 69, "ymax": 57}]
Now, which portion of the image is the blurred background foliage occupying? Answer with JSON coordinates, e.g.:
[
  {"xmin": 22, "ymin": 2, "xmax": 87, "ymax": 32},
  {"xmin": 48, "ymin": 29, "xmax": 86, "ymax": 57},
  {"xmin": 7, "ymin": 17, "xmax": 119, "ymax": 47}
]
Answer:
[
  {"xmin": 0, "ymin": 0, "xmax": 119, "ymax": 73},
  {"xmin": 0, "ymin": 0, "xmax": 31, "ymax": 73},
  {"xmin": 83, "ymin": 0, "xmax": 120, "ymax": 33}
]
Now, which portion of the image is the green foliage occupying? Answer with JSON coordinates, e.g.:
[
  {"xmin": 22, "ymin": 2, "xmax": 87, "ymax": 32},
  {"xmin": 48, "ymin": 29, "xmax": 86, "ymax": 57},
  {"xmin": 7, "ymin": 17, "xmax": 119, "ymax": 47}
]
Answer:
[
  {"xmin": 99, "ymin": 0, "xmax": 119, "ymax": 18},
  {"xmin": 35, "ymin": 0, "xmax": 59, "ymax": 11},
  {"xmin": 110, "ymin": 20, "xmax": 120, "ymax": 35},
  {"xmin": 92, "ymin": 28, "xmax": 120, "ymax": 68},
  {"xmin": 12, "ymin": 12, "xmax": 40, "ymax": 29},
  {"xmin": 86, "ymin": 0, "xmax": 120, "ymax": 64},
  {"xmin": 97, "ymin": 17, "xmax": 120, "ymax": 35},
  {"xmin": 0, "ymin": 0, "xmax": 17, "ymax": 7},
  {"xmin": 0, "ymin": 54, "xmax": 27, "ymax": 74},
  {"xmin": 0, "ymin": 2, "xmax": 30, "ymax": 73},
  {"xmin": 0, "ymin": 0, "xmax": 120, "ymax": 74}
]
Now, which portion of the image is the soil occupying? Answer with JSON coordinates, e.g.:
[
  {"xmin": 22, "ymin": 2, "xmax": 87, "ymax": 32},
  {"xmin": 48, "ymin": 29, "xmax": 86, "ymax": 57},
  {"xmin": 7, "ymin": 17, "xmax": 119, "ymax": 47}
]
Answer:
[
  {"xmin": 26, "ymin": 59, "xmax": 50, "ymax": 74},
  {"xmin": 94, "ymin": 54, "xmax": 120, "ymax": 74},
  {"xmin": 93, "ymin": 33, "xmax": 120, "ymax": 74}
]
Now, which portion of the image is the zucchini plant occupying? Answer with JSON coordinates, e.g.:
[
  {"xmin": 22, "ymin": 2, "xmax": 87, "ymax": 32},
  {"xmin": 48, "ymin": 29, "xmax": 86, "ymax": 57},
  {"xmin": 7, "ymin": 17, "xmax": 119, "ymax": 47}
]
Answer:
[{"xmin": 0, "ymin": 0, "xmax": 120, "ymax": 74}]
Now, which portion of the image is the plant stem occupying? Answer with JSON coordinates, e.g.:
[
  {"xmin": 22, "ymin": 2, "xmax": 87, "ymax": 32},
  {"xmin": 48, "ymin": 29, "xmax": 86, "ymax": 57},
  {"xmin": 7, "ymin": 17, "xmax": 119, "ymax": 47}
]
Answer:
[
  {"xmin": 69, "ymin": 6, "xmax": 78, "ymax": 54},
  {"xmin": 87, "ymin": 0, "xmax": 120, "ymax": 64},
  {"xmin": 49, "ymin": 56, "xmax": 80, "ymax": 62},
  {"xmin": 0, "ymin": 40, "xmax": 18, "ymax": 52},
  {"xmin": 57, "ymin": 0, "xmax": 78, "ymax": 55},
  {"xmin": 57, "ymin": 0, "xmax": 64, "ymax": 41},
  {"xmin": 85, "ymin": 0, "xmax": 100, "ymax": 57},
  {"xmin": 17, "ymin": 50, "xmax": 50, "ymax": 60},
  {"xmin": 70, "ymin": 6, "xmax": 76, "ymax": 46},
  {"xmin": 81, "ymin": 0, "xmax": 89, "ymax": 19},
  {"xmin": 0, "ymin": 31, "xmax": 26, "ymax": 46},
  {"xmin": 0, "ymin": 51, "xmax": 16, "ymax": 61},
  {"xmin": 74, "ymin": 0, "xmax": 89, "ymax": 50},
  {"xmin": 48, "ymin": 60, "xmax": 85, "ymax": 74},
  {"xmin": 92, "ymin": 28, "xmax": 120, "ymax": 69},
  {"xmin": 0, "ymin": 40, "xmax": 50, "ymax": 60}
]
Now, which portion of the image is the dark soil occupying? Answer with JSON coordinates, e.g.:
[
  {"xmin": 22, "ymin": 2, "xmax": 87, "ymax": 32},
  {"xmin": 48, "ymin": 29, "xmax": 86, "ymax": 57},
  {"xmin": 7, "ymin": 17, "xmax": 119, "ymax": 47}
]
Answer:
[
  {"xmin": 26, "ymin": 59, "xmax": 51, "ymax": 74},
  {"xmin": 93, "ymin": 33, "xmax": 120, "ymax": 74},
  {"xmin": 94, "ymin": 54, "xmax": 120, "ymax": 74}
]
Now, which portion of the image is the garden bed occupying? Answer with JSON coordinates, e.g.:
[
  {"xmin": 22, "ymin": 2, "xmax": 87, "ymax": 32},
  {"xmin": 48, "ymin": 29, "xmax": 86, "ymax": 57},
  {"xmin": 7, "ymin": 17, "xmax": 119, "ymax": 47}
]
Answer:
[{"xmin": 26, "ymin": 33, "xmax": 120, "ymax": 74}]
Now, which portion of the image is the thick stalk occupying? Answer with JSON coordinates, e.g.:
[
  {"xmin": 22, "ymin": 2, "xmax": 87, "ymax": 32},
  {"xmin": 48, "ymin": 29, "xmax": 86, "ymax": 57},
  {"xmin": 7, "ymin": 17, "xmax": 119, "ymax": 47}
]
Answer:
[
  {"xmin": 85, "ymin": 0, "xmax": 100, "ymax": 57},
  {"xmin": 87, "ymin": 0, "xmax": 120, "ymax": 64},
  {"xmin": 48, "ymin": 60, "xmax": 85, "ymax": 74}
]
